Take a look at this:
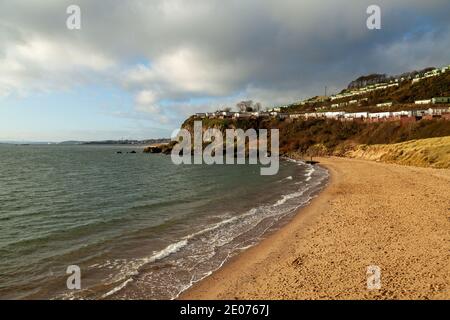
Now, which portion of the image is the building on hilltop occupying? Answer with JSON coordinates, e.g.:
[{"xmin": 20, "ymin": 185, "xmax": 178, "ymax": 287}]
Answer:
[
  {"xmin": 233, "ymin": 112, "xmax": 252, "ymax": 119},
  {"xmin": 415, "ymin": 99, "xmax": 432, "ymax": 105},
  {"xmin": 432, "ymin": 97, "xmax": 450, "ymax": 104},
  {"xmin": 376, "ymin": 102, "xmax": 393, "ymax": 108}
]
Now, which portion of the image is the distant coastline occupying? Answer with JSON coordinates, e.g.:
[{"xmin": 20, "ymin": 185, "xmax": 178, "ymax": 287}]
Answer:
[{"xmin": 0, "ymin": 138, "xmax": 170, "ymax": 146}]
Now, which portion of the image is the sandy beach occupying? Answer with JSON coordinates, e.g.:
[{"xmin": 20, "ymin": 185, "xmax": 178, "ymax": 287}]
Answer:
[{"xmin": 180, "ymin": 157, "xmax": 450, "ymax": 300}]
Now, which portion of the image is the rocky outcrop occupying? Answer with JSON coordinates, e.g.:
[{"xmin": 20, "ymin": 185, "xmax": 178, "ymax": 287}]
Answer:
[
  {"xmin": 144, "ymin": 146, "xmax": 162, "ymax": 153},
  {"xmin": 143, "ymin": 142, "xmax": 176, "ymax": 154}
]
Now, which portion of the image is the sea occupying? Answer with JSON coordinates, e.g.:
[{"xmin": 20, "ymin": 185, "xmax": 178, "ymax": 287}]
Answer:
[{"xmin": 0, "ymin": 144, "xmax": 328, "ymax": 299}]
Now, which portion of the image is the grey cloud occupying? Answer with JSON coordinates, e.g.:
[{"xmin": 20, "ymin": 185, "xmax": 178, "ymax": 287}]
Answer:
[{"xmin": 1, "ymin": 0, "xmax": 449, "ymax": 126}]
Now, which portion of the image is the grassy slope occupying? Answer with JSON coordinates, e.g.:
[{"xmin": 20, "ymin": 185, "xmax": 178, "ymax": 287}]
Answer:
[{"xmin": 345, "ymin": 136, "xmax": 450, "ymax": 169}]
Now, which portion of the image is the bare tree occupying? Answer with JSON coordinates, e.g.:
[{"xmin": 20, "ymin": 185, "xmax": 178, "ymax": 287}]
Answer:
[
  {"xmin": 236, "ymin": 100, "xmax": 253, "ymax": 112},
  {"xmin": 254, "ymin": 102, "xmax": 262, "ymax": 112}
]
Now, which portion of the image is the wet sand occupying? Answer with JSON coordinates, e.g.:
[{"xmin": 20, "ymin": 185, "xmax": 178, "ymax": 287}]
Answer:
[{"xmin": 180, "ymin": 157, "xmax": 450, "ymax": 300}]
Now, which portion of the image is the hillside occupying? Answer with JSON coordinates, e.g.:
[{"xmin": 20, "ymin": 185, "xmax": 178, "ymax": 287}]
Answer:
[
  {"xmin": 345, "ymin": 136, "xmax": 450, "ymax": 169},
  {"xmin": 347, "ymin": 73, "xmax": 388, "ymax": 89},
  {"xmin": 283, "ymin": 66, "xmax": 450, "ymax": 113},
  {"xmin": 346, "ymin": 67, "xmax": 434, "ymax": 89},
  {"xmin": 171, "ymin": 64, "xmax": 450, "ymax": 168},
  {"xmin": 181, "ymin": 116, "xmax": 450, "ymax": 158}
]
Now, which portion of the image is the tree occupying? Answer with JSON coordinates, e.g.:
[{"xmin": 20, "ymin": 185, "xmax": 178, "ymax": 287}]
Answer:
[
  {"xmin": 236, "ymin": 100, "xmax": 253, "ymax": 112},
  {"xmin": 254, "ymin": 102, "xmax": 262, "ymax": 112},
  {"xmin": 223, "ymin": 107, "xmax": 232, "ymax": 112}
]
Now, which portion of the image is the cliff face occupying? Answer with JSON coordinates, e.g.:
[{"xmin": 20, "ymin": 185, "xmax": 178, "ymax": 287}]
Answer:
[
  {"xmin": 181, "ymin": 117, "xmax": 263, "ymax": 134},
  {"xmin": 153, "ymin": 116, "xmax": 450, "ymax": 168},
  {"xmin": 180, "ymin": 116, "xmax": 450, "ymax": 157}
]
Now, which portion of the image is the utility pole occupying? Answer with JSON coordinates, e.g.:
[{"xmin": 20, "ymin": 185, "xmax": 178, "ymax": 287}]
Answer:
[{"xmin": 325, "ymin": 86, "xmax": 327, "ymax": 97}]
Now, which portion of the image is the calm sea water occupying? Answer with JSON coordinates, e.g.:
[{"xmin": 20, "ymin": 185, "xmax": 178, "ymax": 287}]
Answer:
[{"xmin": 0, "ymin": 144, "xmax": 328, "ymax": 299}]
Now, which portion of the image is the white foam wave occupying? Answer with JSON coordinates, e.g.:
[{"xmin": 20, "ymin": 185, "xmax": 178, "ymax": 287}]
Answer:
[
  {"xmin": 274, "ymin": 188, "xmax": 307, "ymax": 207},
  {"xmin": 91, "ymin": 160, "xmax": 329, "ymax": 300},
  {"xmin": 302, "ymin": 164, "xmax": 315, "ymax": 182},
  {"xmin": 99, "ymin": 239, "xmax": 188, "ymax": 298},
  {"xmin": 146, "ymin": 240, "xmax": 188, "ymax": 264},
  {"xmin": 102, "ymin": 278, "xmax": 133, "ymax": 298}
]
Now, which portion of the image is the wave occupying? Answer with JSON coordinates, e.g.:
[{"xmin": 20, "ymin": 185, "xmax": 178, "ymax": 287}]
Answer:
[
  {"xmin": 283, "ymin": 157, "xmax": 303, "ymax": 165},
  {"xmin": 274, "ymin": 188, "xmax": 308, "ymax": 207},
  {"xmin": 102, "ymin": 278, "xmax": 134, "ymax": 298},
  {"xmin": 59, "ymin": 160, "xmax": 329, "ymax": 300},
  {"xmin": 304, "ymin": 165, "xmax": 315, "ymax": 182},
  {"xmin": 91, "ymin": 162, "xmax": 329, "ymax": 299},
  {"xmin": 278, "ymin": 175, "xmax": 293, "ymax": 182},
  {"xmin": 143, "ymin": 239, "xmax": 188, "ymax": 264},
  {"xmin": 97, "ymin": 239, "xmax": 189, "ymax": 298}
]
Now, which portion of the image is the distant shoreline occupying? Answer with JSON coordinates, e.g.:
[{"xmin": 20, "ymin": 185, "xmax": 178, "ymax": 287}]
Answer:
[
  {"xmin": 180, "ymin": 157, "xmax": 449, "ymax": 299},
  {"xmin": 0, "ymin": 139, "xmax": 170, "ymax": 146}
]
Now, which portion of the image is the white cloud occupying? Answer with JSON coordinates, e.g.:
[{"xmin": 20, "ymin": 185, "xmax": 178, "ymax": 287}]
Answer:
[
  {"xmin": 135, "ymin": 90, "xmax": 158, "ymax": 107},
  {"xmin": 0, "ymin": 36, "xmax": 115, "ymax": 96},
  {"xmin": 1, "ymin": 0, "xmax": 449, "ymax": 130},
  {"xmin": 123, "ymin": 47, "xmax": 249, "ymax": 99},
  {"xmin": 133, "ymin": 90, "xmax": 171, "ymax": 124}
]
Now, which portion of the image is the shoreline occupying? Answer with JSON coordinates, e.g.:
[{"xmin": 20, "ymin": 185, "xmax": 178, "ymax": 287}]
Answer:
[
  {"xmin": 172, "ymin": 159, "xmax": 329, "ymax": 300},
  {"xmin": 179, "ymin": 158, "xmax": 336, "ymax": 299},
  {"xmin": 180, "ymin": 157, "xmax": 449, "ymax": 300}
]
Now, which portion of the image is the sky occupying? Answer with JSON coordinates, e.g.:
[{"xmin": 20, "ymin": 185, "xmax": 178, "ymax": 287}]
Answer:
[{"xmin": 0, "ymin": 0, "xmax": 449, "ymax": 142}]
